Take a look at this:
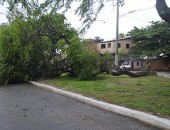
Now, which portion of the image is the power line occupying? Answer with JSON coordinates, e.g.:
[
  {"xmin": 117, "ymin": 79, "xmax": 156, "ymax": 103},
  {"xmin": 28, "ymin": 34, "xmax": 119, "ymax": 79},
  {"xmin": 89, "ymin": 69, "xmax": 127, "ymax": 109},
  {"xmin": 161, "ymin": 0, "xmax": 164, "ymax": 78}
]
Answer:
[
  {"xmin": 96, "ymin": 6, "xmax": 155, "ymax": 22},
  {"xmin": 123, "ymin": 15, "xmax": 149, "ymax": 22},
  {"xmin": 120, "ymin": 7, "xmax": 155, "ymax": 17}
]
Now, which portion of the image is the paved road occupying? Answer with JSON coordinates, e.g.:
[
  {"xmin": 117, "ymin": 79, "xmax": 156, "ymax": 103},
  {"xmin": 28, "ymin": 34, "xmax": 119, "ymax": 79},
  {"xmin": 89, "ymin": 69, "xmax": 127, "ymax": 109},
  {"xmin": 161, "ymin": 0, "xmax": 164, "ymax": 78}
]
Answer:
[{"xmin": 0, "ymin": 84, "xmax": 162, "ymax": 130}]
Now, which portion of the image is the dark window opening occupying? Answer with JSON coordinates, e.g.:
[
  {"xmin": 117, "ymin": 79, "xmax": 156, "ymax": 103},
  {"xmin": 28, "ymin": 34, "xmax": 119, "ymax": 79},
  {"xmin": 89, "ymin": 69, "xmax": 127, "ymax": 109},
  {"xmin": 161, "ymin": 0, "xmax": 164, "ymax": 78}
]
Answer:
[
  {"xmin": 126, "ymin": 44, "xmax": 130, "ymax": 49},
  {"xmin": 101, "ymin": 44, "xmax": 106, "ymax": 49},
  {"xmin": 137, "ymin": 62, "xmax": 140, "ymax": 66},
  {"xmin": 118, "ymin": 43, "xmax": 121, "ymax": 48}
]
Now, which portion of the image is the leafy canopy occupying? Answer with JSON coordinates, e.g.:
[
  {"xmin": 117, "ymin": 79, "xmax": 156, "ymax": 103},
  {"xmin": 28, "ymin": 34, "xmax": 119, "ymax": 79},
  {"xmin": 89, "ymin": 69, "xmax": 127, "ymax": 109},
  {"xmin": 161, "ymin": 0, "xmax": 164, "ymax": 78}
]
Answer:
[
  {"xmin": 128, "ymin": 21, "xmax": 170, "ymax": 59},
  {"xmin": 0, "ymin": 0, "xmax": 125, "ymax": 84},
  {"xmin": 0, "ymin": 0, "xmax": 124, "ymax": 33},
  {"xmin": 0, "ymin": 12, "xmax": 80, "ymax": 84}
]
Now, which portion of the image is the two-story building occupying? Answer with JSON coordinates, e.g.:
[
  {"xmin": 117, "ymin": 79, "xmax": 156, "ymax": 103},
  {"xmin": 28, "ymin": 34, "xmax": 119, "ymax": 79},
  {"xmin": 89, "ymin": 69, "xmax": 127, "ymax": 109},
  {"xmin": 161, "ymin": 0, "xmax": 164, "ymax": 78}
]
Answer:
[
  {"xmin": 94, "ymin": 36, "xmax": 169, "ymax": 71},
  {"xmin": 95, "ymin": 37, "xmax": 144, "ymax": 70},
  {"xmin": 96, "ymin": 37, "xmax": 132, "ymax": 55},
  {"xmin": 96, "ymin": 37, "xmax": 132, "ymax": 64}
]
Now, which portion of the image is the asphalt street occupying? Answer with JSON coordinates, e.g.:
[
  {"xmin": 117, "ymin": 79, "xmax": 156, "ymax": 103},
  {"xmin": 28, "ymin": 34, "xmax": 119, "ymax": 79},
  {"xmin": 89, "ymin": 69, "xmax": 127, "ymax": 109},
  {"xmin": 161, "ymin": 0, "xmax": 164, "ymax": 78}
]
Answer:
[{"xmin": 0, "ymin": 84, "xmax": 162, "ymax": 130}]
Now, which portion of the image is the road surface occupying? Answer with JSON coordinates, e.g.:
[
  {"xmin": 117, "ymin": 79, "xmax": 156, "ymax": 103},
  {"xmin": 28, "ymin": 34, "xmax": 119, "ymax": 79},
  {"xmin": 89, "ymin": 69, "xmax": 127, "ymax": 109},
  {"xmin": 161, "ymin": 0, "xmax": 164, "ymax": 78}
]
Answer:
[{"xmin": 0, "ymin": 84, "xmax": 162, "ymax": 130}]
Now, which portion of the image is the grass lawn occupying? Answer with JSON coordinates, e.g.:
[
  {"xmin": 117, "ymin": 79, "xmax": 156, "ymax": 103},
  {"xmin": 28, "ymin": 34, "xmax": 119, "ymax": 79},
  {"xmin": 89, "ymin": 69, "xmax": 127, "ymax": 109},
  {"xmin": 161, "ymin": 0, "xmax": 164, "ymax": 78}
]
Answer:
[{"xmin": 39, "ymin": 74, "xmax": 170, "ymax": 118}]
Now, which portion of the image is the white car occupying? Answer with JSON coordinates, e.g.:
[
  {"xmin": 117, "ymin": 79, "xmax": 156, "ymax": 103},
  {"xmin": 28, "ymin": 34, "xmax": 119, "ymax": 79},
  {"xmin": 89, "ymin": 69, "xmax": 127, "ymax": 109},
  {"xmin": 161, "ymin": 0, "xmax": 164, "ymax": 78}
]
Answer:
[{"xmin": 120, "ymin": 63, "xmax": 131, "ymax": 70}]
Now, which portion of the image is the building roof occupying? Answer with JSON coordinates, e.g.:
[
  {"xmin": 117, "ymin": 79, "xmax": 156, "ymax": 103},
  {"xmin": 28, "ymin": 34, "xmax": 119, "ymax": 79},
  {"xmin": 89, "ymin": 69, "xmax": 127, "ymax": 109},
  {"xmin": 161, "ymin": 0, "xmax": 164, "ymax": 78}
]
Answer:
[{"xmin": 97, "ymin": 37, "xmax": 132, "ymax": 44}]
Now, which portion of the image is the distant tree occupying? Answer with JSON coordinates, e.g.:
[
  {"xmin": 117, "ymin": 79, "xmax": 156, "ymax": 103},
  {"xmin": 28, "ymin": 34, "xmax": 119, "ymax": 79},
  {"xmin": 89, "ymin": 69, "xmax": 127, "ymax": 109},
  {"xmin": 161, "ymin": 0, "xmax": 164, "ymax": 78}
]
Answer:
[
  {"xmin": 99, "ymin": 52, "xmax": 113, "ymax": 74},
  {"xmin": 119, "ymin": 33, "xmax": 126, "ymax": 38},
  {"xmin": 128, "ymin": 21, "xmax": 170, "ymax": 60},
  {"xmin": 118, "ymin": 48, "xmax": 126, "ymax": 60}
]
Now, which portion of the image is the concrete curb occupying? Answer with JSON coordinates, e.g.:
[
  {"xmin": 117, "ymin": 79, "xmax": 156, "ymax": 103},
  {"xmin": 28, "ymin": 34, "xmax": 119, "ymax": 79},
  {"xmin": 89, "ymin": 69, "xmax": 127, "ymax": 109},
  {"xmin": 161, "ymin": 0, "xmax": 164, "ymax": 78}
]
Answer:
[{"xmin": 29, "ymin": 81, "xmax": 170, "ymax": 130}]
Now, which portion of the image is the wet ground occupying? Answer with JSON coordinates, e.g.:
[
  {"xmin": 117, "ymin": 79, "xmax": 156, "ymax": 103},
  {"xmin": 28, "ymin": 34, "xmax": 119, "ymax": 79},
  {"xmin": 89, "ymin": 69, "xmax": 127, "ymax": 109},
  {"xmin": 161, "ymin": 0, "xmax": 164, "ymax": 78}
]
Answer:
[{"xmin": 0, "ymin": 84, "xmax": 162, "ymax": 130}]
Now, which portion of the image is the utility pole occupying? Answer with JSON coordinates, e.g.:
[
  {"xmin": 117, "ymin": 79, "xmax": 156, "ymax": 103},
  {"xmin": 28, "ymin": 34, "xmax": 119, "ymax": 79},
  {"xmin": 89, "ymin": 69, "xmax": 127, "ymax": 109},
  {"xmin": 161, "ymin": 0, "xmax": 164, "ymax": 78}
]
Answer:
[{"xmin": 115, "ymin": 0, "xmax": 119, "ymax": 66}]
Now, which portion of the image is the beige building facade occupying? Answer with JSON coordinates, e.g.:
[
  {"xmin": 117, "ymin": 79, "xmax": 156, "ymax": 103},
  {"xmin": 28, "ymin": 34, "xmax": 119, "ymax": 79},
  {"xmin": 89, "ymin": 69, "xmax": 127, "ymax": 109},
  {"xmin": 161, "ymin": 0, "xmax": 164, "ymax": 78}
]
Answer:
[
  {"xmin": 96, "ymin": 37, "xmax": 145, "ymax": 70},
  {"xmin": 96, "ymin": 37, "xmax": 133, "ymax": 54},
  {"xmin": 95, "ymin": 37, "xmax": 169, "ymax": 71}
]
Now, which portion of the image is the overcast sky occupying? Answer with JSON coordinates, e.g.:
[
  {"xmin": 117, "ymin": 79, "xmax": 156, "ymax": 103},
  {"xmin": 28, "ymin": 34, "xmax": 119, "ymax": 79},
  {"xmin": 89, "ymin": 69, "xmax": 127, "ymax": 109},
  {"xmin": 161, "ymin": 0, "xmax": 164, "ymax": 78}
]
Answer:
[{"xmin": 0, "ymin": 0, "xmax": 170, "ymax": 41}]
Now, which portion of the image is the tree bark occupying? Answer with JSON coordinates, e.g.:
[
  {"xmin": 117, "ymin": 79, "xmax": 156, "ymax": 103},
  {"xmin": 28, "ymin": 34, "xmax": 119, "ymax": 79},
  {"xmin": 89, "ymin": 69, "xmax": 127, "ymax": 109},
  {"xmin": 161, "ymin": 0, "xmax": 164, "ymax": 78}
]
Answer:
[{"xmin": 156, "ymin": 0, "xmax": 170, "ymax": 23}]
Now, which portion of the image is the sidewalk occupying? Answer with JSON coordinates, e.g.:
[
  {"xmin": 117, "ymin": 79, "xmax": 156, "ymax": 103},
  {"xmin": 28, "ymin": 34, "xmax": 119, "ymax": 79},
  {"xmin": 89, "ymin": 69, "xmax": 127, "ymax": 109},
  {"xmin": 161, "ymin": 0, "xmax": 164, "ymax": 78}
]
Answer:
[
  {"xmin": 131, "ymin": 71, "xmax": 170, "ymax": 78},
  {"xmin": 157, "ymin": 71, "xmax": 170, "ymax": 78}
]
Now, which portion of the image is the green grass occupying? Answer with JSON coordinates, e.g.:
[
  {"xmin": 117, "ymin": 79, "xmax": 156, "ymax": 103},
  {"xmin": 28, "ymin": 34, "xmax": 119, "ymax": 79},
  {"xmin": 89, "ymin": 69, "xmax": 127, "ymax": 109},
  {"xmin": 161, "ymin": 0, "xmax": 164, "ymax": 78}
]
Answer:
[{"xmin": 39, "ymin": 74, "xmax": 170, "ymax": 118}]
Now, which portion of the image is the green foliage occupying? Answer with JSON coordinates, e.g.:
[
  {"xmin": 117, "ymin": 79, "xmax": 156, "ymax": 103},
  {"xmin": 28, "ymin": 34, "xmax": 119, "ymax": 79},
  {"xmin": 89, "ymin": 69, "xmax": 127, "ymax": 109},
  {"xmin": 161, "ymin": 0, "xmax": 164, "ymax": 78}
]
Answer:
[
  {"xmin": 66, "ymin": 38, "xmax": 83, "ymax": 76},
  {"xmin": 0, "ymin": 12, "xmax": 80, "ymax": 84},
  {"xmin": 119, "ymin": 33, "xmax": 126, "ymax": 38},
  {"xmin": 128, "ymin": 21, "xmax": 170, "ymax": 59},
  {"xmin": 79, "ymin": 50, "xmax": 100, "ymax": 80},
  {"xmin": 100, "ymin": 52, "xmax": 113, "ymax": 74},
  {"xmin": 0, "ymin": 11, "xmax": 106, "ymax": 84},
  {"xmin": 0, "ymin": 20, "xmax": 29, "ymax": 84},
  {"xmin": 0, "ymin": 0, "xmax": 124, "ymax": 33},
  {"xmin": 66, "ymin": 37, "xmax": 100, "ymax": 80},
  {"xmin": 0, "ymin": 0, "xmax": 125, "ymax": 83},
  {"xmin": 118, "ymin": 48, "xmax": 126, "ymax": 60}
]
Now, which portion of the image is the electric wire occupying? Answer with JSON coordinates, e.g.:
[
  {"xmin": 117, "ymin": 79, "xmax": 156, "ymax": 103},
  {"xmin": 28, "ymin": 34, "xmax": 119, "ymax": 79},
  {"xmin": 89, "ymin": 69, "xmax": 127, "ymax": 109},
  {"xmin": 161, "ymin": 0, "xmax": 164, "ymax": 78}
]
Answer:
[
  {"xmin": 96, "ymin": 6, "xmax": 155, "ymax": 22},
  {"xmin": 120, "ymin": 7, "xmax": 155, "ymax": 17}
]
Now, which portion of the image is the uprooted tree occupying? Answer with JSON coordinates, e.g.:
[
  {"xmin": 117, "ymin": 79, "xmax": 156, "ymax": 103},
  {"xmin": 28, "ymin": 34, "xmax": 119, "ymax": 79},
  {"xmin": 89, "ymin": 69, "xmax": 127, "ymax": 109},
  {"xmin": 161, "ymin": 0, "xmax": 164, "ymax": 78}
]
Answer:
[
  {"xmin": 2, "ymin": 0, "xmax": 169, "ymax": 84},
  {"xmin": 0, "ymin": 14, "xmax": 106, "ymax": 84},
  {"xmin": 0, "ymin": 0, "xmax": 122, "ymax": 84},
  {"xmin": 0, "ymin": 6, "xmax": 116, "ymax": 84}
]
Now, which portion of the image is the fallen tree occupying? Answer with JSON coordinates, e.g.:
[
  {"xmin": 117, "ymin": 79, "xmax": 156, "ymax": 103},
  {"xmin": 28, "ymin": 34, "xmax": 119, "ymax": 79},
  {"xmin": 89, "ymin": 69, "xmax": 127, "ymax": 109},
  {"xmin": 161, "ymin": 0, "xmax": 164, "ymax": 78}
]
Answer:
[
  {"xmin": 101, "ymin": 63, "xmax": 158, "ymax": 77},
  {"xmin": 111, "ymin": 71, "xmax": 149, "ymax": 77}
]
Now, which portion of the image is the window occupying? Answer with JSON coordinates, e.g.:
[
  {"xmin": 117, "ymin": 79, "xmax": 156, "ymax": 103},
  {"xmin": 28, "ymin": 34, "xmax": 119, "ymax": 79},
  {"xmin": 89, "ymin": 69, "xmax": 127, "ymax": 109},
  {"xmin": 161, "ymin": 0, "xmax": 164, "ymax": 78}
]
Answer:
[
  {"xmin": 137, "ymin": 62, "xmax": 140, "ymax": 66},
  {"xmin": 126, "ymin": 44, "xmax": 129, "ymax": 49},
  {"xmin": 101, "ymin": 44, "xmax": 106, "ymax": 49},
  {"xmin": 108, "ymin": 43, "xmax": 111, "ymax": 48},
  {"xmin": 118, "ymin": 43, "xmax": 121, "ymax": 48}
]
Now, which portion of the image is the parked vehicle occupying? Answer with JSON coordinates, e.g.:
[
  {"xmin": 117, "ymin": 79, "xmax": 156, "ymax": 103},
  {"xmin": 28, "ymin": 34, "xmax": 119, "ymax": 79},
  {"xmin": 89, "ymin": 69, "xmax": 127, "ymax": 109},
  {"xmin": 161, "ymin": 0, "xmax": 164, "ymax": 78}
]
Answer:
[{"xmin": 120, "ymin": 63, "xmax": 131, "ymax": 70}]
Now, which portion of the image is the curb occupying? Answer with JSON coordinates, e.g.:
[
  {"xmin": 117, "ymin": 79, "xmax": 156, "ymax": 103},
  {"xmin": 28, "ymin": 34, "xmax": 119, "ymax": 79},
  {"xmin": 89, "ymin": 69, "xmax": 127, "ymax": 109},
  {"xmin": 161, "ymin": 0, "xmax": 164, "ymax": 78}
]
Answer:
[{"xmin": 29, "ymin": 81, "xmax": 170, "ymax": 130}]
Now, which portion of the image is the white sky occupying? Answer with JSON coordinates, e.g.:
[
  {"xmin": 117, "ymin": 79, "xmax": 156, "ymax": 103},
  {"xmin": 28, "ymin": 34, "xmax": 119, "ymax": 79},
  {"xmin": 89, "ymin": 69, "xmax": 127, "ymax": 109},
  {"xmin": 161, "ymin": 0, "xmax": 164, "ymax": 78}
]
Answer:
[{"xmin": 0, "ymin": 0, "xmax": 170, "ymax": 41}]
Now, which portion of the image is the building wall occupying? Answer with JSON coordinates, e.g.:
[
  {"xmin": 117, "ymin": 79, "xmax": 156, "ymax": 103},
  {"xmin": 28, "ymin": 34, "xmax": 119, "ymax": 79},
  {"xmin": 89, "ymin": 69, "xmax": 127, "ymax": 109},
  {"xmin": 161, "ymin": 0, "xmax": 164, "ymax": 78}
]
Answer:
[
  {"xmin": 96, "ymin": 37, "xmax": 133, "ymax": 54},
  {"xmin": 97, "ymin": 41, "xmax": 115, "ymax": 54},
  {"xmin": 95, "ymin": 37, "xmax": 170, "ymax": 71},
  {"xmin": 129, "ymin": 60, "xmax": 144, "ymax": 71},
  {"xmin": 149, "ymin": 58, "xmax": 170, "ymax": 71},
  {"xmin": 130, "ymin": 58, "xmax": 170, "ymax": 71}
]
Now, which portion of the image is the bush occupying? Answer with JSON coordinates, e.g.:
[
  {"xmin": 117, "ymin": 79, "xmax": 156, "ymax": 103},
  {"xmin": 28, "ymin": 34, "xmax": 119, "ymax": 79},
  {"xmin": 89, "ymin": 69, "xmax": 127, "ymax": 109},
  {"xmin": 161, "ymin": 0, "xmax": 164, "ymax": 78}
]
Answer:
[
  {"xmin": 0, "ymin": 23, "xmax": 28, "ymax": 84},
  {"xmin": 78, "ymin": 51, "xmax": 99, "ymax": 80},
  {"xmin": 66, "ymin": 39, "xmax": 100, "ymax": 80},
  {"xmin": 100, "ymin": 52, "xmax": 114, "ymax": 74}
]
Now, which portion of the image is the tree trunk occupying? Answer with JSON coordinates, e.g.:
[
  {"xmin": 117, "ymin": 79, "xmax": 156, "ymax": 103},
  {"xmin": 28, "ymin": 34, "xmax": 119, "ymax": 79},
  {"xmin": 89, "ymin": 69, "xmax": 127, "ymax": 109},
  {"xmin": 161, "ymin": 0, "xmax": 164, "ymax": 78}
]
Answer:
[{"xmin": 156, "ymin": 0, "xmax": 170, "ymax": 23}]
